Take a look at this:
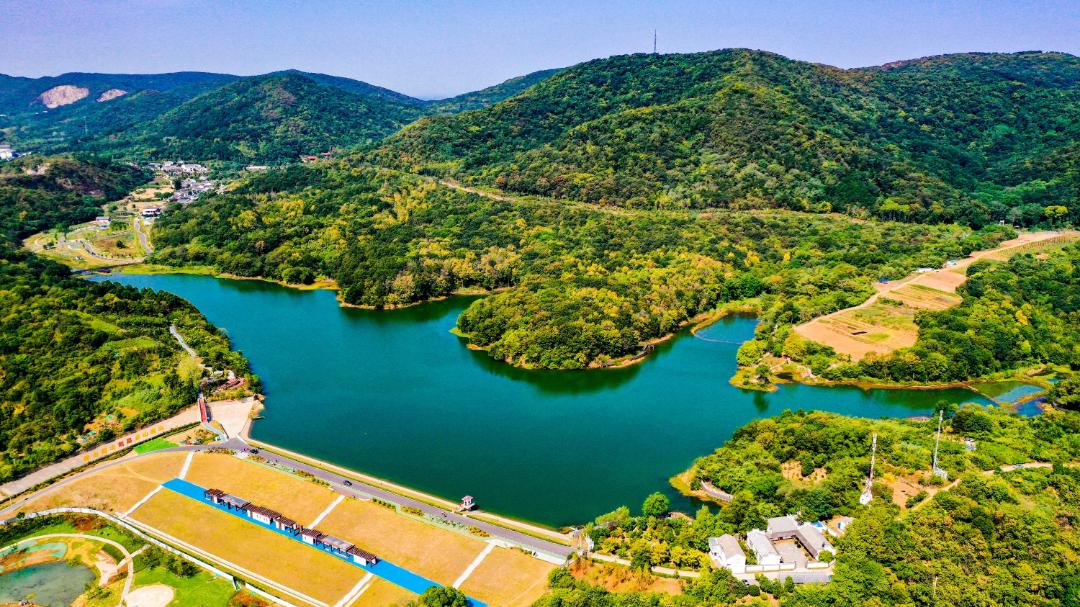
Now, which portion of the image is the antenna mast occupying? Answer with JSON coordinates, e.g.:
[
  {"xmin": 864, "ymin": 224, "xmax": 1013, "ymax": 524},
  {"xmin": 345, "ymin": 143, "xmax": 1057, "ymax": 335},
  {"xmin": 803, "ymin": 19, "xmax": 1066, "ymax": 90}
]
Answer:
[
  {"xmin": 653, "ymin": 30, "xmax": 657, "ymax": 54},
  {"xmin": 860, "ymin": 433, "xmax": 877, "ymax": 505},
  {"xmin": 932, "ymin": 410, "xmax": 948, "ymax": 479}
]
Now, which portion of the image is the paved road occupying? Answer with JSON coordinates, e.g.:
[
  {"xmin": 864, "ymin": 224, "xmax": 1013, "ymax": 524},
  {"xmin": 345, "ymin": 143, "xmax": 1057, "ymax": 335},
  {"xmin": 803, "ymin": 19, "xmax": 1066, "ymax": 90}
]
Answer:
[
  {"xmin": 221, "ymin": 437, "xmax": 574, "ymax": 561},
  {"xmin": 0, "ymin": 434, "xmax": 574, "ymax": 563},
  {"xmin": 134, "ymin": 216, "xmax": 153, "ymax": 254},
  {"xmin": 0, "ymin": 406, "xmax": 200, "ymax": 499}
]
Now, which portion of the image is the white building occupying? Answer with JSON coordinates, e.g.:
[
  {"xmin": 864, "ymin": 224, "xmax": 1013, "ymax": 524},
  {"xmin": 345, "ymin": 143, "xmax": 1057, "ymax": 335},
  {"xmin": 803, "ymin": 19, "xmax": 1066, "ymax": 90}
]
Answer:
[
  {"xmin": 95, "ymin": 216, "xmax": 111, "ymax": 228},
  {"xmin": 708, "ymin": 534, "xmax": 746, "ymax": 573},
  {"xmin": 795, "ymin": 524, "xmax": 834, "ymax": 560},
  {"xmin": 746, "ymin": 529, "xmax": 782, "ymax": 566},
  {"xmin": 766, "ymin": 515, "xmax": 800, "ymax": 539},
  {"xmin": 0, "ymin": 144, "xmax": 13, "ymax": 160}
]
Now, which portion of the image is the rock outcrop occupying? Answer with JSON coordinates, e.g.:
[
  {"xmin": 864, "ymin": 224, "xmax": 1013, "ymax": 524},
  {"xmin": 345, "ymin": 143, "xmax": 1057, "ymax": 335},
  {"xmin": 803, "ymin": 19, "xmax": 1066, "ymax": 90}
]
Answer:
[
  {"xmin": 36, "ymin": 85, "xmax": 89, "ymax": 108},
  {"xmin": 96, "ymin": 88, "xmax": 128, "ymax": 102}
]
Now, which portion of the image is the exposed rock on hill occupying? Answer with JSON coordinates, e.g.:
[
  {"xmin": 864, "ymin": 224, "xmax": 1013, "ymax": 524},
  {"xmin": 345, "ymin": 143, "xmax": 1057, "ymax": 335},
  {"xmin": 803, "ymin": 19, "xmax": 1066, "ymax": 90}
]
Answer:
[
  {"xmin": 35, "ymin": 84, "xmax": 89, "ymax": 108},
  {"xmin": 96, "ymin": 88, "xmax": 128, "ymax": 102}
]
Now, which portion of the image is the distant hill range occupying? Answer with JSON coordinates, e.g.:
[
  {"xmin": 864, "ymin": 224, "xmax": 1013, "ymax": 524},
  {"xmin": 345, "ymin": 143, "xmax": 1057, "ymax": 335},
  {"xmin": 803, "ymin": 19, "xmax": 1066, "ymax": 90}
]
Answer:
[
  {"xmin": 2, "ymin": 49, "xmax": 1078, "ymax": 226},
  {"xmin": 372, "ymin": 49, "xmax": 1079, "ymax": 225},
  {"xmin": 0, "ymin": 68, "xmax": 562, "ymax": 161}
]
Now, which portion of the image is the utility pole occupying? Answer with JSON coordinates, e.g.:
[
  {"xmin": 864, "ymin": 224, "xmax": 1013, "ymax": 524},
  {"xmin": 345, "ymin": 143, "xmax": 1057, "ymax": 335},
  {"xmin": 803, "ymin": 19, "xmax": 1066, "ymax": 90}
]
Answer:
[
  {"xmin": 932, "ymin": 410, "xmax": 948, "ymax": 479},
  {"xmin": 860, "ymin": 433, "xmax": 877, "ymax": 505}
]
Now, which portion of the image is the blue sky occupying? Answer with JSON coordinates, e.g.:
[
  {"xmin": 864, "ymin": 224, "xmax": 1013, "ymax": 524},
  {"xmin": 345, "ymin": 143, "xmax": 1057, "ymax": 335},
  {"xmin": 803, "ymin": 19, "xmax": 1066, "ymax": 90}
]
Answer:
[{"xmin": 3, "ymin": 0, "xmax": 1078, "ymax": 98}]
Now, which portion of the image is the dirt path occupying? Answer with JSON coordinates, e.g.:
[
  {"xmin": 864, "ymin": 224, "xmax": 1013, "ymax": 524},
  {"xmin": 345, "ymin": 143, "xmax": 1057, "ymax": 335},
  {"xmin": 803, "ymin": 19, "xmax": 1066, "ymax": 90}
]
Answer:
[{"xmin": 795, "ymin": 230, "xmax": 1077, "ymax": 360}]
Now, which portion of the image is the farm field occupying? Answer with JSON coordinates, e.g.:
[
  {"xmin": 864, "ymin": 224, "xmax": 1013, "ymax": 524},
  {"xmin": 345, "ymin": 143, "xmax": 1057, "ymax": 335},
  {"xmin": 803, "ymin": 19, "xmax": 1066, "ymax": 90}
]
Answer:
[
  {"xmin": 130, "ymin": 488, "xmax": 363, "ymax": 606},
  {"xmin": 184, "ymin": 452, "xmax": 338, "ymax": 524},
  {"xmin": 16, "ymin": 452, "xmax": 187, "ymax": 514},
  {"xmin": 459, "ymin": 546, "xmax": 556, "ymax": 607},
  {"xmin": 317, "ymin": 497, "xmax": 489, "ymax": 584}
]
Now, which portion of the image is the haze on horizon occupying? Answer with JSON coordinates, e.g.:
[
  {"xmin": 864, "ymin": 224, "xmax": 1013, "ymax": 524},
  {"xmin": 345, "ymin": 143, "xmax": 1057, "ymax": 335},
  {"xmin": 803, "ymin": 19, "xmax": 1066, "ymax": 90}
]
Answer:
[{"xmin": 3, "ymin": 0, "xmax": 1079, "ymax": 99}]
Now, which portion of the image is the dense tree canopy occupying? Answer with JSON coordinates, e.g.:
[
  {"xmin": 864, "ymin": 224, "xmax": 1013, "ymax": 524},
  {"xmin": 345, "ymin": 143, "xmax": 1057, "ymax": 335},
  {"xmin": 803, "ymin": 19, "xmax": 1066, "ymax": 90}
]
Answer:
[
  {"xmin": 0, "ymin": 156, "xmax": 251, "ymax": 481},
  {"xmin": 375, "ymin": 50, "xmax": 1079, "ymax": 227},
  {"xmin": 151, "ymin": 163, "xmax": 997, "ymax": 369}
]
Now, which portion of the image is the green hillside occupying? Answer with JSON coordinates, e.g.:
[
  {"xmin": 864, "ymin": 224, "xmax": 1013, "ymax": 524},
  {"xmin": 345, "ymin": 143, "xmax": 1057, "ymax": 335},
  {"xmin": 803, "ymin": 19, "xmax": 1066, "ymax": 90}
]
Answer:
[
  {"xmin": 82, "ymin": 73, "xmax": 414, "ymax": 161},
  {"xmin": 426, "ymin": 68, "xmax": 563, "ymax": 114},
  {"xmin": 150, "ymin": 163, "xmax": 1008, "ymax": 369},
  {"xmin": 0, "ymin": 155, "xmax": 252, "ymax": 482},
  {"xmin": 546, "ymin": 407, "xmax": 1079, "ymax": 607},
  {"xmin": 373, "ymin": 50, "xmax": 1080, "ymax": 227}
]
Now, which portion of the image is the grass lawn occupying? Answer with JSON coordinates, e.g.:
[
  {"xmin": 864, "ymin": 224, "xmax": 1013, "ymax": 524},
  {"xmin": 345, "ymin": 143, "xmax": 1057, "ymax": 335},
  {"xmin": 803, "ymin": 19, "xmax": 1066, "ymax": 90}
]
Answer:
[
  {"xmin": 134, "ymin": 565, "xmax": 237, "ymax": 607},
  {"xmin": 131, "ymin": 489, "xmax": 364, "ymax": 605},
  {"xmin": 134, "ymin": 437, "xmax": 178, "ymax": 455},
  {"xmin": 353, "ymin": 578, "xmax": 416, "ymax": 607},
  {"xmin": 18, "ymin": 452, "xmax": 187, "ymax": 515},
  {"xmin": 184, "ymin": 453, "xmax": 338, "ymax": 525},
  {"xmin": 459, "ymin": 547, "xmax": 555, "ymax": 607},
  {"xmin": 318, "ymin": 498, "xmax": 488, "ymax": 585}
]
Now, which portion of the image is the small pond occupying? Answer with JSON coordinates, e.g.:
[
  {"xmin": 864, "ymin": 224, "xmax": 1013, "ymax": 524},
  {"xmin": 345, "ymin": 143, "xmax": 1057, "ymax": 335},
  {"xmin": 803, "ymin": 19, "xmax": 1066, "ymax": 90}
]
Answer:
[{"xmin": 0, "ymin": 561, "xmax": 95, "ymax": 607}]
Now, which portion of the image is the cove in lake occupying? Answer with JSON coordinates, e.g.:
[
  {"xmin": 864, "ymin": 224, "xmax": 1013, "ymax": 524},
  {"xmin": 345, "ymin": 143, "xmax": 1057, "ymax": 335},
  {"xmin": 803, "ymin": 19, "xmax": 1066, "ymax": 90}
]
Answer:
[
  {"xmin": 95, "ymin": 274, "xmax": 991, "ymax": 527},
  {"xmin": 0, "ymin": 561, "xmax": 95, "ymax": 607}
]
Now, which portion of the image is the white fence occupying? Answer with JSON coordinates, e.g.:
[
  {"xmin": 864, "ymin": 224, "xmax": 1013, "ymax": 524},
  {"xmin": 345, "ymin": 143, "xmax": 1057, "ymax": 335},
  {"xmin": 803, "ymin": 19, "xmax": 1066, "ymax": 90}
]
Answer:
[
  {"xmin": 744, "ymin": 562, "xmax": 798, "ymax": 573},
  {"xmin": 1, "ymin": 508, "xmax": 295, "ymax": 607}
]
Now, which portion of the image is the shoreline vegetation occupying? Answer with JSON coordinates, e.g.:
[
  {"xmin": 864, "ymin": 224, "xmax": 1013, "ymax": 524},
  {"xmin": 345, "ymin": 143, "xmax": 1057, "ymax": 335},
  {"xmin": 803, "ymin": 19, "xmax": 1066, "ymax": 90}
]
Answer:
[{"xmin": 104, "ymin": 262, "xmax": 1053, "ymax": 398}]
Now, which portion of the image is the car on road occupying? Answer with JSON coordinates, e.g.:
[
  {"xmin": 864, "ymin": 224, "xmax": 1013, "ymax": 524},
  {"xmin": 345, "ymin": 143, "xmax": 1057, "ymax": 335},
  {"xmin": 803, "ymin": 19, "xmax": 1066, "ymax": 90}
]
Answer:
[{"xmin": 343, "ymin": 480, "xmax": 353, "ymax": 486}]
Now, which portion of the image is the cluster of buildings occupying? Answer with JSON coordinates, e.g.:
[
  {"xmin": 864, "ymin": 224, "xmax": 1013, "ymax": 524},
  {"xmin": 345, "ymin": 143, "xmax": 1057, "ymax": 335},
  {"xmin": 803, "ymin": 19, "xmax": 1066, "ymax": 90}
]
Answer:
[
  {"xmin": 171, "ymin": 177, "xmax": 215, "ymax": 204},
  {"xmin": 149, "ymin": 161, "xmax": 209, "ymax": 175},
  {"xmin": 708, "ymin": 515, "xmax": 836, "ymax": 575},
  {"xmin": 204, "ymin": 488, "xmax": 379, "ymax": 566},
  {"xmin": 0, "ymin": 143, "xmax": 16, "ymax": 161}
]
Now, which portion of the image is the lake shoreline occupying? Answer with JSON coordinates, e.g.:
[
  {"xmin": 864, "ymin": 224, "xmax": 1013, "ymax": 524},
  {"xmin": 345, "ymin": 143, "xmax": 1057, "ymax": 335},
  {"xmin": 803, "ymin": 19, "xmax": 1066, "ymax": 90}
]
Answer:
[{"xmin": 103, "ymin": 265, "xmax": 1031, "ymax": 395}]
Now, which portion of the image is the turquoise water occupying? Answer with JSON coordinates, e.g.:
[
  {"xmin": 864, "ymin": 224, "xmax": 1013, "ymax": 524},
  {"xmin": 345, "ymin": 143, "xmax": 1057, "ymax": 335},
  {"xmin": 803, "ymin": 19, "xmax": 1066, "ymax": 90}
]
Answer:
[
  {"xmin": 975, "ymin": 381, "xmax": 1044, "ymax": 404},
  {"xmin": 95, "ymin": 274, "xmax": 989, "ymax": 526},
  {"xmin": 0, "ymin": 561, "xmax": 95, "ymax": 607}
]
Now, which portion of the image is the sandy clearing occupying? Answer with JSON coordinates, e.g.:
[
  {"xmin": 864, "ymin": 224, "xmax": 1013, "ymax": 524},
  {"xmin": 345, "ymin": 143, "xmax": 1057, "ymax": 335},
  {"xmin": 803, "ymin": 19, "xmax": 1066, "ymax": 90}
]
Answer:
[
  {"xmin": 796, "ymin": 230, "xmax": 1075, "ymax": 360},
  {"xmin": 125, "ymin": 583, "xmax": 175, "ymax": 607},
  {"xmin": 350, "ymin": 577, "xmax": 417, "ymax": 607}
]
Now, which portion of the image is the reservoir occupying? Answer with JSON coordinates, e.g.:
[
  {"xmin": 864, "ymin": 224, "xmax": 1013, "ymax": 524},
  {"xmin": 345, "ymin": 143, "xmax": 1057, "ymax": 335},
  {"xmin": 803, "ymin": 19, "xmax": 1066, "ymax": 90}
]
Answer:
[{"xmin": 96, "ymin": 274, "xmax": 990, "ymax": 527}]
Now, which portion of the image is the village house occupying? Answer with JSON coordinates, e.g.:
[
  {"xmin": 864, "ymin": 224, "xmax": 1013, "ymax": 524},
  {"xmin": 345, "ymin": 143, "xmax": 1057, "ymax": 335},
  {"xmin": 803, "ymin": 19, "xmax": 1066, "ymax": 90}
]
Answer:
[
  {"xmin": 141, "ymin": 206, "xmax": 162, "ymax": 218},
  {"xmin": 765, "ymin": 515, "xmax": 800, "ymax": 540},
  {"xmin": 0, "ymin": 143, "xmax": 14, "ymax": 160},
  {"xmin": 708, "ymin": 534, "xmax": 746, "ymax": 573},
  {"xmin": 95, "ymin": 216, "xmax": 111, "ymax": 228},
  {"xmin": 795, "ymin": 523, "xmax": 834, "ymax": 560},
  {"xmin": 746, "ymin": 529, "xmax": 782, "ymax": 566}
]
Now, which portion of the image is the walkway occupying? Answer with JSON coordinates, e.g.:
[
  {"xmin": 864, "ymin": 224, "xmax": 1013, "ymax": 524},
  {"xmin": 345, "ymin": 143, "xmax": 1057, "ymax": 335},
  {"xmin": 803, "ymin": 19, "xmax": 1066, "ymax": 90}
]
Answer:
[
  {"xmin": 0, "ymin": 405, "xmax": 200, "ymax": 499},
  {"xmin": 169, "ymin": 324, "xmax": 198, "ymax": 358},
  {"xmin": 1, "ymin": 533, "xmax": 137, "ymax": 602}
]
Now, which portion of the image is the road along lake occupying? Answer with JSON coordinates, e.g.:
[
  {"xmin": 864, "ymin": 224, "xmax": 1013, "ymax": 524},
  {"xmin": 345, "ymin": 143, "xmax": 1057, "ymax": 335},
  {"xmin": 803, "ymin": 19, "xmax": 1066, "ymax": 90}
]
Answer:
[{"xmin": 94, "ymin": 274, "xmax": 990, "ymax": 526}]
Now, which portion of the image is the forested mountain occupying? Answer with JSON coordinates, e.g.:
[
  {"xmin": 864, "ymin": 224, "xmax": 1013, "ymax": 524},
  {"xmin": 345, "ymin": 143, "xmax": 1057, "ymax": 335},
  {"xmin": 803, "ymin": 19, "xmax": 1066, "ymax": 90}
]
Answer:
[
  {"xmin": 0, "ymin": 67, "xmax": 560, "ymax": 161},
  {"xmin": 81, "ymin": 74, "xmax": 417, "ymax": 161},
  {"xmin": 374, "ymin": 50, "xmax": 1080, "ymax": 227},
  {"xmin": 0, "ymin": 155, "xmax": 252, "ymax": 481},
  {"xmin": 426, "ymin": 68, "xmax": 563, "ymax": 114},
  {"xmin": 0, "ymin": 155, "xmax": 149, "ymax": 240}
]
